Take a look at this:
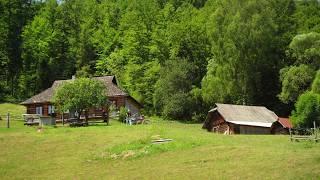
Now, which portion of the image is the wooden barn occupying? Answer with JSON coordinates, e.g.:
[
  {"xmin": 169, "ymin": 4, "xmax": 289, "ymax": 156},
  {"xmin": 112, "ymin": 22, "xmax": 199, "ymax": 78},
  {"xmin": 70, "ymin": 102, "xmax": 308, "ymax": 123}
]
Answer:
[
  {"xmin": 21, "ymin": 76, "xmax": 142, "ymax": 119},
  {"xmin": 202, "ymin": 103, "xmax": 278, "ymax": 134},
  {"xmin": 270, "ymin": 118, "xmax": 293, "ymax": 135}
]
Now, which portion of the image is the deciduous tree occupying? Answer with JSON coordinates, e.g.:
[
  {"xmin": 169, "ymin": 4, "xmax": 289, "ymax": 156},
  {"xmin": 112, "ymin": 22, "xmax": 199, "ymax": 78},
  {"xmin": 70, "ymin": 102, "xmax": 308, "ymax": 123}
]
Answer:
[{"xmin": 53, "ymin": 78, "xmax": 108, "ymax": 121}]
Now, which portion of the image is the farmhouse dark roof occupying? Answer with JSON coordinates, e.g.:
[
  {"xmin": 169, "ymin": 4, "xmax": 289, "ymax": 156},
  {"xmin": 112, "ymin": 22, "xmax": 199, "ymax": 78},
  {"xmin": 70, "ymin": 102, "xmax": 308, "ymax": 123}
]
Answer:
[
  {"xmin": 277, "ymin": 118, "xmax": 293, "ymax": 129},
  {"xmin": 21, "ymin": 76, "xmax": 128, "ymax": 105},
  {"xmin": 209, "ymin": 103, "xmax": 278, "ymax": 127}
]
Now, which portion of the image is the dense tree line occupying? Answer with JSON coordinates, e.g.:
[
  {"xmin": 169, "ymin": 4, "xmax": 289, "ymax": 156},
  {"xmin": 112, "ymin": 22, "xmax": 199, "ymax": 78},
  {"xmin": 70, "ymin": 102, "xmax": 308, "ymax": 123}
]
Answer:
[
  {"xmin": 1, "ymin": 0, "xmax": 320, "ymax": 123},
  {"xmin": 0, "ymin": 0, "xmax": 42, "ymax": 101}
]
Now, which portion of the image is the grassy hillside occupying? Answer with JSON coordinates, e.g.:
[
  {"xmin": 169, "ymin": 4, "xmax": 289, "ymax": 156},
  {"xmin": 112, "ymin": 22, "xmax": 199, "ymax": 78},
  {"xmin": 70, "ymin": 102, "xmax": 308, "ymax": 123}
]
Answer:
[
  {"xmin": 0, "ymin": 103, "xmax": 25, "ymax": 120},
  {"xmin": 0, "ymin": 104, "xmax": 320, "ymax": 179}
]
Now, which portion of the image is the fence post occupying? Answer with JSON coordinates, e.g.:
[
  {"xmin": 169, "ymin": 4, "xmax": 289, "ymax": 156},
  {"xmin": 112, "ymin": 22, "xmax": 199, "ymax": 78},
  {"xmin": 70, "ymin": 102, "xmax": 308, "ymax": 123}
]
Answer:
[
  {"xmin": 313, "ymin": 121, "xmax": 316, "ymax": 136},
  {"xmin": 62, "ymin": 113, "xmax": 64, "ymax": 126},
  {"xmin": 7, "ymin": 112, "xmax": 10, "ymax": 128},
  {"xmin": 314, "ymin": 121, "xmax": 318, "ymax": 142}
]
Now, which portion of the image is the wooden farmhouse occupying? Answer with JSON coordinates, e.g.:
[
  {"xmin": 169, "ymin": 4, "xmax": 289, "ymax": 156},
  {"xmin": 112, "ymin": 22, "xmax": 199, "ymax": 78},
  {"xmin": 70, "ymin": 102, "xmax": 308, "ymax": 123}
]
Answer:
[
  {"xmin": 203, "ymin": 103, "xmax": 278, "ymax": 134},
  {"xmin": 270, "ymin": 118, "xmax": 293, "ymax": 135},
  {"xmin": 20, "ymin": 76, "xmax": 142, "ymax": 119}
]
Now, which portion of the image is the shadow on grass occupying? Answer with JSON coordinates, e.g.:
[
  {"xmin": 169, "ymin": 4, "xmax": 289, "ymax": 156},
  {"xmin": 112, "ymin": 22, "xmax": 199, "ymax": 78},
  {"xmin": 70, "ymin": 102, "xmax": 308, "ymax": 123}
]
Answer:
[{"xmin": 88, "ymin": 123, "xmax": 109, "ymax": 127}]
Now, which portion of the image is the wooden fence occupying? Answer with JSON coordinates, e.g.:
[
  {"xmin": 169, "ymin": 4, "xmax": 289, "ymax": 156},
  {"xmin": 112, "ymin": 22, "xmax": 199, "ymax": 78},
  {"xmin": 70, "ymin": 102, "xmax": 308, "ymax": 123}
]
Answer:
[
  {"xmin": 290, "ymin": 122, "xmax": 319, "ymax": 142},
  {"xmin": 0, "ymin": 113, "xmax": 24, "ymax": 128}
]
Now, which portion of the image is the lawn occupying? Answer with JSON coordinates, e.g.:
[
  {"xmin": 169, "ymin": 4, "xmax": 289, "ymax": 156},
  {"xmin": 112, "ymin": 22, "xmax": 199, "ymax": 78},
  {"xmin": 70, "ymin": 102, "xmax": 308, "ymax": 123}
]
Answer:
[{"xmin": 0, "ymin": 103, "xmax": 320, "ymax": 179}]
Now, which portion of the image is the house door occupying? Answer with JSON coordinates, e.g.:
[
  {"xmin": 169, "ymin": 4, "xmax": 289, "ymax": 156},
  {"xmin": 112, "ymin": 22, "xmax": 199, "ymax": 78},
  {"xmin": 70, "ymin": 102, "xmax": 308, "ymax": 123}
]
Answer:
[
  {"xmin": 233, "ymin": 124, "xmax": 240, "ymax": 134},
  {"xmin": 36, "ymin": 106, "xmax": 43, "ymax": 115}
]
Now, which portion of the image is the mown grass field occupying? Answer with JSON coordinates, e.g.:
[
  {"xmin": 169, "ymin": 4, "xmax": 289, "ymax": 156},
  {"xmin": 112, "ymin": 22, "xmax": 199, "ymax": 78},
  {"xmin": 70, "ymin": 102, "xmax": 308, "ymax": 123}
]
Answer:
[{"xmin": 0, "ymin": 103, "xmax": 320, "ymax": 179}]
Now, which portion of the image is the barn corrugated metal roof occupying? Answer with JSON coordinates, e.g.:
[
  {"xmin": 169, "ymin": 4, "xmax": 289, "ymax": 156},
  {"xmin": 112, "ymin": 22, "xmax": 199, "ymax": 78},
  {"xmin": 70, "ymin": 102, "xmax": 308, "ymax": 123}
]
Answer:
[
  {"xmin": 21, "ymin": 76, "xmax": 128, "ymax": 105},
  {"xmin": 211, "ymin": 103, "xmax": 278, "ymax": 125},
  {"xmin": 277, "ymin": 117, "xmax": 293, "ymax": 129}
]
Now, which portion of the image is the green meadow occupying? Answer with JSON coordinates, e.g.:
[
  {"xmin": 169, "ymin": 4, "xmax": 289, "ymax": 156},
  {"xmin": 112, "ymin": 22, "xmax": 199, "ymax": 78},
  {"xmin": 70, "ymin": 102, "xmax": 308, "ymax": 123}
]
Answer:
[{"xmin": 0, "ymin": 103, "xmax": 319, "ymax": 179}]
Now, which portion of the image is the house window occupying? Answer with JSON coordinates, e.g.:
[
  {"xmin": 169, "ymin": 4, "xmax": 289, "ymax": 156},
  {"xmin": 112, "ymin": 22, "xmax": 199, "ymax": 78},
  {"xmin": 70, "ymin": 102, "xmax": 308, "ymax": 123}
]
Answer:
[
  {"xmin": 36, "ymin": 106, "xmax": 43, "ymax": 115},
  {"xmin": 48, "ymin": 105, "xmax": 55, "ymax": 114}
]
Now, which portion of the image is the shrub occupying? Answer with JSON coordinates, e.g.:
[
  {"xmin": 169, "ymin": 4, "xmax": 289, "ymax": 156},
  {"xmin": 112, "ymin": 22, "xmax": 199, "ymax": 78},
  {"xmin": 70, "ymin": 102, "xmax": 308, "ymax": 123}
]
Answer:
[
  {"xmin": 291, "ymin": 91, "xmax": 320, "ymax": 128},
  {"xmin": 108, "ymin": 104, "xmax": 117, "ymax": 117},
  {"xmin": 162, "ymin": 92, "xmax": 193, "ymax": 120},
  {"xmin": 119, "ymin": 107, "xmax": 128, "ymax": 122},
  {"xmin": 153, "ymin": 59, "xmax": 195, "ymax": 120}
]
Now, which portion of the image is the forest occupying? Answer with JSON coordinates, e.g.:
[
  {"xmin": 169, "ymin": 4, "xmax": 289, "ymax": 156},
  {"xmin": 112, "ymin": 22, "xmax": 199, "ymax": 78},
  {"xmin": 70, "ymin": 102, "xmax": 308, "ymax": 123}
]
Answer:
[{"xmin": 0, "ymin": 0, "xmax": 320, "ymax": 126}]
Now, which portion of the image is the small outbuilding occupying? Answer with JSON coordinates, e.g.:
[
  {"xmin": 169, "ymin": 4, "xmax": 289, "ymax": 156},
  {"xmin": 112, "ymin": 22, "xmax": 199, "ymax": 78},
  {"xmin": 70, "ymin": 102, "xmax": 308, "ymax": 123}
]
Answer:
[
  {"xmin": 203, "ymin": 103, "xmax": 278, "ymax": 134},
  {"xmin": 270, "ymin": 118, "xmax": 293, "ymax": 135}
]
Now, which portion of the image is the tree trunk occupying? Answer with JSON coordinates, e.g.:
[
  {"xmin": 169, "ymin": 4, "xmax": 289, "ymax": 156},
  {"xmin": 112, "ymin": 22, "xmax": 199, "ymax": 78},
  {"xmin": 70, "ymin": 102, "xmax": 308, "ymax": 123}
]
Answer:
[
  {"xmin": 84, "ymin": 110, "xmax": 88, "ymax": 123},
  {"xmin": 77, "ymin": 109, "xmax": 82, "ymax": 122}
]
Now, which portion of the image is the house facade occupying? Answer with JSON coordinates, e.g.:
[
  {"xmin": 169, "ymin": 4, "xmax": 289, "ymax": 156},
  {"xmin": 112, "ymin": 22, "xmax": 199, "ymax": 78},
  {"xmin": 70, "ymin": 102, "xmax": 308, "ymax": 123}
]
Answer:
[
  {"xmin": 203, "ymin": 103, "xmax": 278, "ymax": 134},
  {"xmin": 21, "ymin": 76, "xmax": 142, "ymax": 119}
]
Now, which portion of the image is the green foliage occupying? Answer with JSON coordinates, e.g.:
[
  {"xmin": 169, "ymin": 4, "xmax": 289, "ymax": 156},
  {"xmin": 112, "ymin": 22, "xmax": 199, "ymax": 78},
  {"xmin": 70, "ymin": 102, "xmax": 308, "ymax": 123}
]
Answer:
[
  {"xmin": 75, "ymin": 65, "xmax": 93, "ymax": 78},
  {"xmin": 279, "ymin": 32, "xmax": 320, "ymax": 105},
  {"xmin": 312, "ymin": 70, "xmax": 320, "ymax": 94},
  {"xmin": 109, "ymin": 103, "xmax": 117, "ymax": 114},
  {"xmin": 279, "ymin": 65, "xmax": 315, "ymax": 103},
  {"xmin": 284, "ymin": 32, "xmax": 320, "ymax": 126},
  {"xmin": 0, "ymin": 0, "xmax": 41, "ymax": 100},
  {"xmin": 20, "ymin": 0, "xmax": 75, "ymax": 97},
  {"xmin": 162, "ymin": 92, "xmax": 192, "ymax": 120},
  {"xmin": 96, "ymin": 1, "xmax": 210, "ymax": 115},
  {"xmin": 291, "ymin": 91, "xmax": 320, "ymax": 128},
  {"xmin": 118, "ymin": 107, "xmax": 128, "ymax": 122},
  {"xmin": 202, "ymin": 0, "xmax": 295, "ymax": 107},
  {"xmin": 294, "ymin": 0, "xmax": 320, "ymax": 33},
  {"xmin": 2, "ymin": 0, "xmax": 320, "ymax": 120},
  {"xmin": 288, "ymin": 32, "xmax": 320, "ymax": 67},
  {"xmin": 190, "ymin": 87, "xmax": 208, "ymax": 122},
  {"xmin": 154, "ymin": 59, "xmax": 194, "ymax": 120},
  {"xmin": 53, "ymin": 78, "xmax": 108, "ymax": 118},
  {"xmin": 292, "ymin": 70, "xmax": 320, "ymax": 128}
]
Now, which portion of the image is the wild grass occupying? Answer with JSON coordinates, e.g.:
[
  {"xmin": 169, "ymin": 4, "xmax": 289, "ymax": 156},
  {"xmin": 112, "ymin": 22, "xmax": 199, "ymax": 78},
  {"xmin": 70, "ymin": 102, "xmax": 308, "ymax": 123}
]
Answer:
[
  {"xmin": 0, "ymin": 104, "xmax": 320, "ymax": 179},
  {"xmin": 0, "ymin": 103, "xmax": 25, "ymax": 121}
]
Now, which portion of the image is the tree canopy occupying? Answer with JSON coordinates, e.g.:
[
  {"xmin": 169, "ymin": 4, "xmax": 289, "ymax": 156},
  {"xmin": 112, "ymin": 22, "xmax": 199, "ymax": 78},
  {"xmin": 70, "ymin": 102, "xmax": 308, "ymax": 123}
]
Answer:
[
  {"xmin": 1, "ymin": 0, "xmax": 320, "ymax": 123},
  {"xmin": 291, "ymin": 91, "xmax": 320, "ymax": 128},
  {"xmin": 53, "ymin": 78, "xmax": 108, "ymax": 119}
]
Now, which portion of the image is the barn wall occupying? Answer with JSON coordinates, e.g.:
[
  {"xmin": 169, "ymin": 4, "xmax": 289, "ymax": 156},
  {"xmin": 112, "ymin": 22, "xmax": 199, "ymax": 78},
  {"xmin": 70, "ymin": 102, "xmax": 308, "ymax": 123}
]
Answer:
[
  {"xmin": 205, "ymin": 111, "xmax": 232, "ymax": 134},
  {"xmin": 26, "ymin": 104, "xmax": 35, "ymax": 114},
  {"xmin": 271, "ymin": 122, "xmax": 289, "ymax": 135},
  {"xmin": 239, "ymin": 125, "xmax": 270, "ymax": 134},
  {"xmin": 214, "ymin": 122, "xmax": 232, "ymax": 134},
  {"xmin": 125, "ymin": 98, "xmax": 140, "ymax": 115},
  {"xmin": 109, "ymin": 96, "xmax": 126, "ymax": 109},
  {"xmin": 25, "ymin": 103, "xmax": 53, "ymax": 116},
  {"xmin": 43, "ymin": 103, "xmax": 48, "ymax": 116},
  {"xmin": 273, "ymin": 127, "xmax": 289, "ymax": 135},
  {"xmin": 229, "ymin": 123, "xmax": 239, "ymax": 134}
]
